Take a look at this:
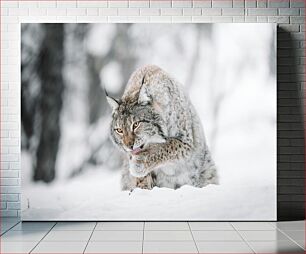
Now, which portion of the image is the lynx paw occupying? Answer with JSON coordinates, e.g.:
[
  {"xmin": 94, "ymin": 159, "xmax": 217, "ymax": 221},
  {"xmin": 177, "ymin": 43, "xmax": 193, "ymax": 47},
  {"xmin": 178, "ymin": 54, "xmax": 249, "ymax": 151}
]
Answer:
[
  {"xmin": 136, "ymin": 173, "xmax": 155, "ymax": 190},
  {"xmin": 129, "ymin": 157, "xmax": 148, "ymax": 177}
]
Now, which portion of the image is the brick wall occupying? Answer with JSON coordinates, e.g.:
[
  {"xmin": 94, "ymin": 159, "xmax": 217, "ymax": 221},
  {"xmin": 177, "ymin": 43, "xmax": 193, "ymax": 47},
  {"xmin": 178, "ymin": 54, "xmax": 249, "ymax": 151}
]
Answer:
[{"xmin": 0, "ymin": 0, "xmax": 304, "ymax": 220}]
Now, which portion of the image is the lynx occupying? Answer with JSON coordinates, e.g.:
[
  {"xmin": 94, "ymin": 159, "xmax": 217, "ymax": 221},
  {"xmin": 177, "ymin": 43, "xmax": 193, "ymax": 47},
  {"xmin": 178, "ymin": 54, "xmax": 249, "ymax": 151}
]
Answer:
[{"xmin": 107, "ymin": 65, "xmax": 218, "ymax": 190}]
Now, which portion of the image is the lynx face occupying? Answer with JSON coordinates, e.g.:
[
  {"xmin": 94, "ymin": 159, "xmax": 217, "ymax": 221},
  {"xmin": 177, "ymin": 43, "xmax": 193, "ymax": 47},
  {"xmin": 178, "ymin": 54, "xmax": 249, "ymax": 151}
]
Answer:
[{"xmin": 108, "ymin": 100, "xmax": 166, "ymax": 156}]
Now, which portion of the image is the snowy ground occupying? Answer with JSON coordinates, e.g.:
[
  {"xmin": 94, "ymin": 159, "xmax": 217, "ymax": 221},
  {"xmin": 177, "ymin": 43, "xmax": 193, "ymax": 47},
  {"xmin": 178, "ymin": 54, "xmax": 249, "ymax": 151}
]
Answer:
[
  {"xmin": 22, "ymin": 168, "xmax": 276, "ymax": 221},
  {"xmin": 22, "ymin": 136, "xmax": 276, "ymax": 221}
]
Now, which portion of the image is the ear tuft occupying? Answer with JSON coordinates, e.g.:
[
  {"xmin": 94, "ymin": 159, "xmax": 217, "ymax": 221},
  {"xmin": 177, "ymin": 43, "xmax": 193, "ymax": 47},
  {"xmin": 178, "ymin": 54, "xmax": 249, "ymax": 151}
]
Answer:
[{"xmin": 106, "ymin": 95, "xmax": 120, "ymax": 111}]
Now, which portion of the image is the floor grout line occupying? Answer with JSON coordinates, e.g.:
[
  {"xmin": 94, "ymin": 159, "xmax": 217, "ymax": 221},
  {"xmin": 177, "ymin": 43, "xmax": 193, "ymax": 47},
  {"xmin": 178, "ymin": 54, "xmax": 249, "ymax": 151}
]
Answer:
[
  {"xmin": 229, "ymin": 222, "xmax": 256, "ymax": 254},
  {"xmin": 29, "ymin": 222, "xmax": 57, "ymax": 254},
  {"xmin": 141, "ymin": 221, "xmax": 145, "ymax": 254},
  {"xmin": 0, "ymin": 220, "xmax": 21, "ymax": 236},
  {"xmin": 82, "ymin": 222, "xmax": 97, "ymax": 254},
  {"xmin": 187, "ymin": 222, "xmax": 200, "ymax": 254},
  {"xmin": 268, "ymin": 221, "xmax": 277, "ymax": 229},
  {"xmin": 1, "ymin": 221, "xmax": 304, "ymax": 253},
  {"xmin": 276, "ymin": 227, "xmax": 305, "ymax": 251}
]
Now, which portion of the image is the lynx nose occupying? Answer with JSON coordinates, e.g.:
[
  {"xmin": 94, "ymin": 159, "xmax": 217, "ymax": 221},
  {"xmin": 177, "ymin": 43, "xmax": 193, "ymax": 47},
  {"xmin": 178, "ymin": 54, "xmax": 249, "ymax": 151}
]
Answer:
[
  {"xmin": 123, "ymin": 134, "xmax": 135, "ymax": 151},
  {"xmin": 124, "ymin": 142, "xmax": 134, "ymax": 151}
]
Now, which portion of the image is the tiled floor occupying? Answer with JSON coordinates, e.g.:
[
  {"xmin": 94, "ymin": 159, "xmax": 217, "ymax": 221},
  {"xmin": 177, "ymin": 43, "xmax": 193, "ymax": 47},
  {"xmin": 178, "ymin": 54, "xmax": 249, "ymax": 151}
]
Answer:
[{"xmin": 0, "ymin": 219, "xmax": 304, "ymax": 253}]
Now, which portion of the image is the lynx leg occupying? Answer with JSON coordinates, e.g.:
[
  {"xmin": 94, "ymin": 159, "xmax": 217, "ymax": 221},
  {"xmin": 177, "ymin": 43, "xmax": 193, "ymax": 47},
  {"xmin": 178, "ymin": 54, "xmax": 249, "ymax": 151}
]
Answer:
[
  {"xmin": 198, "ymin": 166, "xmax": 219, "ymax": 187},
  {"xmin": 121, "ymin": 163, "xmax": 156, "ymax": 191},
  {"xmin": 135, "ymin": 172, "xmax": 156, "ymax": 190},
  {"xmin": 121, "ymin": 162, "xmax": 137, "ymax": 191}
]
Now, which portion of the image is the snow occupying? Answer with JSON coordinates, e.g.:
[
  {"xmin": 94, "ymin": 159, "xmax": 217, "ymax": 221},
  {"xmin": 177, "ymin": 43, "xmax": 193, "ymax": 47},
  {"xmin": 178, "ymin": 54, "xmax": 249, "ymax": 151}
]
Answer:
[
  {"xmin": 22, "ymin": 128, "xmax": 276, "ymax": 221},
  {"xmin": 22, "ymin": 168, "xmax": 275, "ymax": 221}
]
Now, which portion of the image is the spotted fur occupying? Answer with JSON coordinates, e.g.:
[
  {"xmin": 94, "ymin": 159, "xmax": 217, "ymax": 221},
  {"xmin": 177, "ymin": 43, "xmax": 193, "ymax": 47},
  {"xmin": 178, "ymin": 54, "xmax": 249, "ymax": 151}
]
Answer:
[{"xmin": 107, "ymin": 65, "xmax": 218, "ymax": 190}]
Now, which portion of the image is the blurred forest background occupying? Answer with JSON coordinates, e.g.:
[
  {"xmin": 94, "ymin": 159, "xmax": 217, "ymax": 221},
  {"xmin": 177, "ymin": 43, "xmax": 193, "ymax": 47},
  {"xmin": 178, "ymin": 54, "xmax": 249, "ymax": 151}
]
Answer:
[{"xmin": 21, "ymin": 23, "xmax": 276, "ymax": 185}]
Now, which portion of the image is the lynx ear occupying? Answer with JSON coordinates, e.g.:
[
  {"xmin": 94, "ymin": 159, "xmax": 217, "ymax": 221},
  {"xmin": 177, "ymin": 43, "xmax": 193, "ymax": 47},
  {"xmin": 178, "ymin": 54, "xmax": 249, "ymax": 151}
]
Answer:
[
  {"xmin": 138, "ymin": 75, "xmax": 151, "ymax": 105},
  {"xmin": 138, "ymin": 87, "xmax": 151, "ymax": 105},
  {"xmin": 106, "ymin": 96, "xmax": 119, "ymax": 111},
  {"xmin": 105, "ymin": 89, "xmax": 119, "ymax": 111}
]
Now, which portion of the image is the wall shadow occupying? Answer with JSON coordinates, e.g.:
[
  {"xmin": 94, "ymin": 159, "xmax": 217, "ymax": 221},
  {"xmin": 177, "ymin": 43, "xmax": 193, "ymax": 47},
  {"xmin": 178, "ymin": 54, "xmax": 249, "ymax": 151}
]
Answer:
[{"xmin": 277, "ymin": 27, "xmax": 305, "ymax": 221}]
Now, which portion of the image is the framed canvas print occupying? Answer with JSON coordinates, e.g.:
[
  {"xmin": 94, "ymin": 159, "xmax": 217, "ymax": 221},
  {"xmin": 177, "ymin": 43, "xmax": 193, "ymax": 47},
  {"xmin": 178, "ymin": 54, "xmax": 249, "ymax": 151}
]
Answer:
[{"xmin": 21, "ymin": 23, "xmax": 276, "ymax": 220}]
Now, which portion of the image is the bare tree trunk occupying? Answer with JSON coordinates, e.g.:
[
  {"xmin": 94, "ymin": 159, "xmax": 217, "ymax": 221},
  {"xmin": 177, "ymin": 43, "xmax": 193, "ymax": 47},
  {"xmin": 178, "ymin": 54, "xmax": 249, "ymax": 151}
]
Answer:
[
  {"xmin": 21, "ymin": 71, "xmax": 36, "ymax": 148},
  {"xmin": 34, "ymin": 24, "xmax": 65, "ymax": 183},
  {"xmin": 21, "ymin": 24, "xmax": 43, "ymax": 149},
  {"xmin": 87, "ymin": 53, "xmax": 105, "ymax": 124}
]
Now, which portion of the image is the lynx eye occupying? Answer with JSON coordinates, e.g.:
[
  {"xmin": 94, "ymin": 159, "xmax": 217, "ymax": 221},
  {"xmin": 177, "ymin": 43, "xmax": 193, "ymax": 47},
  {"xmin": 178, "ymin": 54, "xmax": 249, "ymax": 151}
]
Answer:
[
  {"xmin": 132, "ymin": 121, "xmax": 140, "ymax": 130},
  {"xmin": 115, "ymin": 128, "xmax": 123, "ymax": 135}
]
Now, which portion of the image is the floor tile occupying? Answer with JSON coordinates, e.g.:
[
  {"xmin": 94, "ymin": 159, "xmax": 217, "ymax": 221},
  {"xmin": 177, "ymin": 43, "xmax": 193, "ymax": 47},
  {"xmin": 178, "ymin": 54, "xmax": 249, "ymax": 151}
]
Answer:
[
  {"xmin": 189, "ymin": 222, "xmax": 233, "ymax": 231},
  {"xmin": 52, "ymin": 222, "xmax": 96, "ymax": 231},
  {"xmin": 145, "ymin": 222, "xmax": 189, "ymax": 230},
  {"xmin": 85, "ymin": 241, "xmax": 142, "ymax": 253},
  {"xmin": 283, "ymin": 230, "xmax": 305, "ymax": 241},
  {"xmin": 96, "ymin": 222, "xmax": 143, "ymax": 231},
  {"xmin": 232, "ymin": 222, "xmax": 275, "ymax": 230},
  {"xmin": 32, "ymin": 241, "xmax": 87, "ymax": 253},
  {"xmin": 239, "ymin": 230, "xmax": 290, "ymax": 241},
  {"xmin": 143, "ymin": 241, "xmax": 198, "ymax": 253},
  {"xmin": 282, "ymin": 230, "xmax": 305, "ymax": 249},
  {"xmin": 144, "ymin": 230, "xmax": 193, "ymax": 241},
  {"xmin": 1, "ymin": 230, "xmax": 47, "ymax": 242},
  {"xmin": 1, "ymin": 221, "xmax": 21, "ymax": 234},
  {"xmin": 42, "ymin": 230, "xmax": 92, "ymax": 242},
  {"xmin": 249, "ymin": 240, "xmax": 304, "ymax": 253},
  {"xmin": 90, "ymin": 230, "xmax": 143, "ymax": 241},
  {"xmin": 1, "ymin": 241, "xmax": 37, "ymax": 253},
  {"xmin": 1, "ymin": 226, "xmax": 16, "ymax": 235},
  {"xmin": 12, "ymin": 222, "xmax": 55, "ymax": 231},
  {"xmin": 275, "ymin": 221, "xmax": 305, "ymax": 231},
  {"xmin": 192, "ymin": 230, "xmax": 242, "ymax": 241},
  {"xmin": 295, "ymin": 240, "xmax": 305, "ymax": 250},
  {"xmin": 1, "ymin": 229, "xmax": 7, "ymax": 235},
  {"xmin": 197, "ymin": 241, "xmax": 253, "ymax": 253}
]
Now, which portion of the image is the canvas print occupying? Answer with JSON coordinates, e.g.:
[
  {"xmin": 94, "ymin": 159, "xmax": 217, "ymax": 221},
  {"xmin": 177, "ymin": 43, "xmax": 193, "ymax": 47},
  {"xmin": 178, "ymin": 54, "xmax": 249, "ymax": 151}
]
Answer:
[{"xmin": 21, "ymin": 23, "xmax": 276, "ymax": 220}]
